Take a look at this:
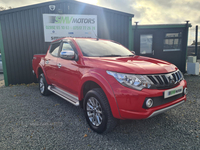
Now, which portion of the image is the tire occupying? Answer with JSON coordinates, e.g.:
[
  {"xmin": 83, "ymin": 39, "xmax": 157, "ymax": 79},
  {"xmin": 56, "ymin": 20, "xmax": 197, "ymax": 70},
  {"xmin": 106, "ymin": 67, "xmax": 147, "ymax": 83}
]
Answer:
[
  {"xmin": 84, "ymin": 88, "xmax": 118, "ymax": 134},
  {"xmin": 39, "ymin": 73, "xmax": 51, "ymax": 96}
]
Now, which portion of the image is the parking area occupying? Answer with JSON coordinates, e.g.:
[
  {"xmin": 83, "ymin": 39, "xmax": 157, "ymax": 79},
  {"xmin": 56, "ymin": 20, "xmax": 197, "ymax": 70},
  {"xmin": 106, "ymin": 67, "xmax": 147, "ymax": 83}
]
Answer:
[{"xmin": 0, "ymin": 75, "xmax": 200, "ymax": 149}]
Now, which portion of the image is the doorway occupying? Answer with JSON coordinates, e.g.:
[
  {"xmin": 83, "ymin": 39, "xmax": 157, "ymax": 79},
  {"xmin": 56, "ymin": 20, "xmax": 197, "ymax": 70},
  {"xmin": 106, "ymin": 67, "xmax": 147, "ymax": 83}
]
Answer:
[{"xmin": 133, "ymin": 25, "xmax": 189, "ymax": 73}]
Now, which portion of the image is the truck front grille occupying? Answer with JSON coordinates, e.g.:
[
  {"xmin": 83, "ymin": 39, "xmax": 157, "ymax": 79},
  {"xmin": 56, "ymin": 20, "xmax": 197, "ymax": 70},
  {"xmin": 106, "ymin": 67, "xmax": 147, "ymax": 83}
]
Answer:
[{"xmin": 147, "ymin": 70, "xmax": 184, "ymax": 89}]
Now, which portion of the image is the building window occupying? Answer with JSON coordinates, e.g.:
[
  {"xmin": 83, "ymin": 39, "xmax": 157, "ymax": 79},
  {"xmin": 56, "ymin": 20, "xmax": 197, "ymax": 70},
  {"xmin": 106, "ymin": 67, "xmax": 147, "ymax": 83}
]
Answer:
[
  {"xmin": 140, "ymin": 34, "xmax": 153, "ymax": 54},
  {"xmin": 163, "ymin": 32, "xmax": 182, "ymax": 52}
]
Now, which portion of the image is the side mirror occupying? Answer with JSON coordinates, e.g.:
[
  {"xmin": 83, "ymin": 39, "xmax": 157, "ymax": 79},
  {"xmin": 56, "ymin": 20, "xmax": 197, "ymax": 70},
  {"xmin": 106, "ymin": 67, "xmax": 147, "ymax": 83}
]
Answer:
[
  {"xmin": 132, "ymin": 51, "xmax": 136, "ymax": 55},
  {"xmin": 60, "ymin": 50, "xmax": 75, "ymax": 60}
]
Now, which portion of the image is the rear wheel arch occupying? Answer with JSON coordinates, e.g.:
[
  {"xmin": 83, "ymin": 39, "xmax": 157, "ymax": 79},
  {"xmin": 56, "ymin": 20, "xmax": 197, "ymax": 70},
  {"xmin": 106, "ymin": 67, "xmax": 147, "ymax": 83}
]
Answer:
[
  {"xmin": 37, "ymin": 67, "xmax": 43, "ymax": 78},
  {"xmin": 36, "ymin": 66, "xmax": 50, "ymax": 85}
]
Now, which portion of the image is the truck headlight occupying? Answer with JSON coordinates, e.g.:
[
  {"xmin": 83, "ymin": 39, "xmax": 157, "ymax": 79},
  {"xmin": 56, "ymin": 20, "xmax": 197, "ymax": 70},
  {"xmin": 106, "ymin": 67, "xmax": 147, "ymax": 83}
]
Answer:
[{"xmin": 106, "ymin": 71, "xmax": 151, "ymax": 90}]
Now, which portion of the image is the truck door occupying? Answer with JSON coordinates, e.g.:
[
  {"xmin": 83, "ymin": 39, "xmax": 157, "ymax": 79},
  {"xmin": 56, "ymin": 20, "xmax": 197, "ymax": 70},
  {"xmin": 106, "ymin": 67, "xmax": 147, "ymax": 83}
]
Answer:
[
  {"xmin": 44, "ymin": 41, "xmax": 61, "ymax": 84},
  {"xmin": 55, "ymin": 41, "xmax": 80, "ymax": 97}
]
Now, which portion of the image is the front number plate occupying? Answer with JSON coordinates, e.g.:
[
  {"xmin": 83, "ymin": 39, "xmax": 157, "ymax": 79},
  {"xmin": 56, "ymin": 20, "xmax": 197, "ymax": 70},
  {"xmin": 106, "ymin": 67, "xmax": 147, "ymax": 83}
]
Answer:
[{"xmin": 164, "ymin": 86, "xmax": 183, "ymax": 99}]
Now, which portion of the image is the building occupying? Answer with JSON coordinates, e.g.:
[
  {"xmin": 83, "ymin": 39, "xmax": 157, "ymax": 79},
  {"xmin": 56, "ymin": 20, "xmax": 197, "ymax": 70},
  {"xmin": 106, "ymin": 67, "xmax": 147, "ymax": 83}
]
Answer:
[
  {"xmin": 0, "ymin": 0, "xmax": 134, "ymax": 85},
  {"xmin": 132, "ymin": 23, "xmax": 191, "ymax": 73}
]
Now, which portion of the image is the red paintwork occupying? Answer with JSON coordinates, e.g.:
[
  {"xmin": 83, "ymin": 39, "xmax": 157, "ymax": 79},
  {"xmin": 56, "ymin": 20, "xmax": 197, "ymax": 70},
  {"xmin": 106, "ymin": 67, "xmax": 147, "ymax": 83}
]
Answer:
[{"xmin": 32, "ymin": 37, "xmax": 187, "ymax": 120}]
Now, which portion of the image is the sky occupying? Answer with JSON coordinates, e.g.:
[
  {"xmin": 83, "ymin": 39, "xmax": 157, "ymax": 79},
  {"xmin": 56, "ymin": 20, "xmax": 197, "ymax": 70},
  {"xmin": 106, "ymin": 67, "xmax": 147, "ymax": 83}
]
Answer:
[{"xmin": 0, "ymin": 0, "xmax": 199, "ymax": 45}]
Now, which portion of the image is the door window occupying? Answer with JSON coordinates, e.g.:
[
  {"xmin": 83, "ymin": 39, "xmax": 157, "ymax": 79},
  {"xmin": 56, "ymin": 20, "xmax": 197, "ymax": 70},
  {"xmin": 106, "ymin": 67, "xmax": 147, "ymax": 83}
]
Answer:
[
  {"xmin": 140, "ymin": 34, "xmax": 153, "ymax": 54},
  {"xmin": 49, "ymin": 42, "xmax": 61, "ymax": 57},
  {"xmin": 163, "ymin": 32, "xmax": 182, "ymax": 52}
]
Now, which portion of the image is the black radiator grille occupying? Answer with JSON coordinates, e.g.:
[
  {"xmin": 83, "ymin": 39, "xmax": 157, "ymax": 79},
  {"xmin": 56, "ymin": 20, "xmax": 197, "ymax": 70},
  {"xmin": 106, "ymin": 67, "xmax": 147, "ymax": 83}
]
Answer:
[{"xmin": 147, "ymin": 70, "xmax": 184, "ymax": 89}]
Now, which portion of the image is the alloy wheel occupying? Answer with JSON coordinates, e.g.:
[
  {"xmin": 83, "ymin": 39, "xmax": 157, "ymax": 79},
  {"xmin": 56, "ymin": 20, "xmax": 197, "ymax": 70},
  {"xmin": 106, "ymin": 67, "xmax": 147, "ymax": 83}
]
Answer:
[
  {"xmin": 39, "ymin": 77, "xmax": 45, "ymax": 93},
  {"xmin": 86, "ymin": 97, "xmax": 103, "ymax": 126}
]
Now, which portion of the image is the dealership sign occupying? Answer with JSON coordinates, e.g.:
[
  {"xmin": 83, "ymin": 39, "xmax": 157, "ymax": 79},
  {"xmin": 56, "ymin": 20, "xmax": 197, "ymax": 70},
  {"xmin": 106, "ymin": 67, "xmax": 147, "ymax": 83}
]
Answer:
[{"xmin": 43, "ymin": 14, "xmax": 97, "ymax": 42}]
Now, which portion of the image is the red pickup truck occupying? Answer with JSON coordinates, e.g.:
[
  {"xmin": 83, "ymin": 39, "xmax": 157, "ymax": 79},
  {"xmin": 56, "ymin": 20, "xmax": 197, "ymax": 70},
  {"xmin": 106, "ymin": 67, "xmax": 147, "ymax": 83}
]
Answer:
[{"xmin": 32, "ymin": 37, "xmax": 187, "ymax": 133}]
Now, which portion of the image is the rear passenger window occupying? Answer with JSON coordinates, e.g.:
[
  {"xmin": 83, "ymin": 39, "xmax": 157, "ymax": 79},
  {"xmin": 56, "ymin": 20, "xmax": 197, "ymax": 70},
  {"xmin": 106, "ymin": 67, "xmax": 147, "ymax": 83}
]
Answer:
[{"xmin": 49, "ymin": 42, "xmax": 61, "ymax": 57}]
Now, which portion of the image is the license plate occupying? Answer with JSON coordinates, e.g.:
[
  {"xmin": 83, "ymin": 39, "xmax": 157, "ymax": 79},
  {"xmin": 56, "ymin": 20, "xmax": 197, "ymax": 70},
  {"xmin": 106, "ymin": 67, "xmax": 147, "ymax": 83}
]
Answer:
[{"xmin": 164, "ymin": 86, "xmax": 183, "ymax": 99}]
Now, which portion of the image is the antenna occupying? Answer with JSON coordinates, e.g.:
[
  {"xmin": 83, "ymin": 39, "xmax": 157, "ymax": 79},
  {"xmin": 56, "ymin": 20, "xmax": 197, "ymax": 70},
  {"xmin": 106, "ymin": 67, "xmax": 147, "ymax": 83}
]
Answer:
[{"xmin": 92, "ymin": 30, "xmax": 99, "ymax": 40}]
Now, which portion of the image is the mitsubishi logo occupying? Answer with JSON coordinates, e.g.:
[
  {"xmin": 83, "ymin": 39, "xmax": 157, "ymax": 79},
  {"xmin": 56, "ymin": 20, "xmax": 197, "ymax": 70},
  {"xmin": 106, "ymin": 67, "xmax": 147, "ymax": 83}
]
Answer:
[{"xmin": 168, "ymin": 75, "xmax": 175, "ymax": 84}]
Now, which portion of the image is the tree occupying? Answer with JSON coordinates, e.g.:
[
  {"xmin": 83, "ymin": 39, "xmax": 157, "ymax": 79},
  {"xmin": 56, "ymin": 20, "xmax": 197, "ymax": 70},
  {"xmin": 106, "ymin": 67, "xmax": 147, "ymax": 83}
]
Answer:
[{"xmin": 191, "ymin": 40, "xmax": 200, "ymax": 45}]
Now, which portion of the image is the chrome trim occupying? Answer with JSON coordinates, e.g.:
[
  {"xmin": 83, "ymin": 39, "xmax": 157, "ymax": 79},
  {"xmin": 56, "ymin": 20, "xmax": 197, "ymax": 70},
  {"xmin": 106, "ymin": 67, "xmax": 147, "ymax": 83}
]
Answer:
[
  {"xmin": 174, "ymin": 73, "xmax": 178, "ymax": 81},
  {"xmin": 147, "ymin": 70, "xmax": 184, "ymax": 88},
  {"xmin": 45, "ymin": 60, "xmax": 49, "ymax": 64},
  {"xmin": 143, "ymin": 75, "xmax": 154, "ymax": 84},
  {"xmin": 148, "ymin": 100, "xmax": 185, "ymax": 118},
  {"xmin": 86, "ymin": 97, "xmax": 103, "ymax": 126},
  {"xmin": 146, "ymin": 98, "xmax": 153, "ymax": 108},
  {"xmin": 176, "ymin": 72, "xmax": 181, "ymax": 81},
  {"xmin": 39, "ymin": 77, "xmax": 45, "ymax": 94},
  {"xmin": 165, "ymin": 75, "xmax": 170, "ymax": 83},
  {"xmin": 48, "ymin": 85, "xmax": 79, "ymax": 106},
  {"xmin": 57, "ymin": 63, "xmax": 62, "ymax": 68},
  {"xmin": 184, "ymin": 88, "xmax": 188, "ymax": 95},
  {"xmin": 32, "ymin": 70, "xmax": 35, "ymax": 74},
  {"xmin": 159, "ymin": 75, "xmax": 165, "ymax": 84},
  {"xmin": 173, "ymin": 73, "xmax": 178, "ymax": 84},
  {"xmin": 152, "ymin": 75, "xmax": 159, "ymax": 84}
]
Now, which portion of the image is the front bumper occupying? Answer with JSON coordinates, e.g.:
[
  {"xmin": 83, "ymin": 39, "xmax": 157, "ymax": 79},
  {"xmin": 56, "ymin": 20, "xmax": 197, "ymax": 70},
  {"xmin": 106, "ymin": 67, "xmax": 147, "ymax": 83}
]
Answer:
[
  {"xmin": 147, "ymin": 100, "xmax": 185, "ymax": 118},
  {"xmin": 119, "ymin": 96, "xmax": 186, "ymax": 119},
  {"xmin": 110, "ymin": 79, "xmax": 187, "ymax": 119}
]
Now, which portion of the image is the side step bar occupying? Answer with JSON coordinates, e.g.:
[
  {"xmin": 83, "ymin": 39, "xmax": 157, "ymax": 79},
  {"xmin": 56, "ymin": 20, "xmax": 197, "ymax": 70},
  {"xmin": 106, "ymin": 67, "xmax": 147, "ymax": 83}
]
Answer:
[{"xmin": 48, "ymin": 85, "xmax": 79, "ymax": 106}]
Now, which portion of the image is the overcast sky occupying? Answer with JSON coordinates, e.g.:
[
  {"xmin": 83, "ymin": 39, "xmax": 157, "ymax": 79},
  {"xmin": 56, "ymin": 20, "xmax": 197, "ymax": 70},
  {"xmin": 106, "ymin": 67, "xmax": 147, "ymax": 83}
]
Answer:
[{"xmin": 0, "ymin": 0, "xmax": 199, "ymax": 44}]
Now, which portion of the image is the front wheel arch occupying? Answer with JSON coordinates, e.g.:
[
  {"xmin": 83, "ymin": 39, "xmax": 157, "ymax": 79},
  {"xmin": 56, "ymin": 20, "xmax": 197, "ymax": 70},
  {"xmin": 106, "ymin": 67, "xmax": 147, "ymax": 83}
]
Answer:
[
  {"xmin": 84, "ymin": 88, "xmax": 118, "ymax": 134},
  {"xmin": 79, "ymin": 72, "xmax": 122, "ymax": 119}
]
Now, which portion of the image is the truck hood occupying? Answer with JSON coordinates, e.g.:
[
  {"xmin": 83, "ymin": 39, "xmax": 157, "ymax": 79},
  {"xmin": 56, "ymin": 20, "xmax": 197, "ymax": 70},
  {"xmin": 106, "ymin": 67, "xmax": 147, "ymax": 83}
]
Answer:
[{"xmin": 84, "ymin": 56, "xmax": 177, "ymax": 74}]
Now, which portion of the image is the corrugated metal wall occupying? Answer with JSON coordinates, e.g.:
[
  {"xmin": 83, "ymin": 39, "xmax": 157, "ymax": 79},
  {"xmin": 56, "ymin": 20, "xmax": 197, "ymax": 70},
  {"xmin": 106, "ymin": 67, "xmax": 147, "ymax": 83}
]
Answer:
[{"xmin": 0, "ymin": 0, "xmax": 133, "ymax": 85}]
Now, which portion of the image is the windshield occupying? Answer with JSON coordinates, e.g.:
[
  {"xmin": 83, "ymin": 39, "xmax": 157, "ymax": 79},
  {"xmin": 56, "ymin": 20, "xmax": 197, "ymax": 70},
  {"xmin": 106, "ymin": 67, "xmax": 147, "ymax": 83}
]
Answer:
[{"xmin": 76, "ymin": 39, "xmax": 134, "ymax": 57}]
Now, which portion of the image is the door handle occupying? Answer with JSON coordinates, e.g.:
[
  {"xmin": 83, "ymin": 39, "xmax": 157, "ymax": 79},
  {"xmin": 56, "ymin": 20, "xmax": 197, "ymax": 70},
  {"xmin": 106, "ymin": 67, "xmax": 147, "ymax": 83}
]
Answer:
[
  {"xmin": 45, "ymin": 60, "xmax": 49, "ymax": 64},
  {"xmin": 152, "ymin": 50, "xmax": 154, "ymax": 55},
  {"xmin": 57, "ymin": 63, "xmax": 62, "ymax": 68}
]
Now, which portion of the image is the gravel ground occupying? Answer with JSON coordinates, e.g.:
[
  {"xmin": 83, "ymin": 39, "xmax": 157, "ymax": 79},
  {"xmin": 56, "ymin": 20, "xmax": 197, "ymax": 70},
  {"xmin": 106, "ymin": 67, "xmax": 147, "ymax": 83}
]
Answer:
[{"xmin": 0, "ymin": 75, "xmax": 200, "ymax": 150}]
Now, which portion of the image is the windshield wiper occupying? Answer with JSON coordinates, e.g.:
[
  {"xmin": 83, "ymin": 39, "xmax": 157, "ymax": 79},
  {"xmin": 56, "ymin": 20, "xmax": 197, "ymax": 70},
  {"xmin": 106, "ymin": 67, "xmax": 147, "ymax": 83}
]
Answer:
[{"xmin": 100, "ymin": 54, "xmax": 122, "ymax": 57}]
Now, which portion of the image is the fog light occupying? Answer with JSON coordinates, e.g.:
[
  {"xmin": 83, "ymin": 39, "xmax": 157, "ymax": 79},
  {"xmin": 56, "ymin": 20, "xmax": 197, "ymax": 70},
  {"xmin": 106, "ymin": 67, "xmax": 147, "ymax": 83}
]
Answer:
[
  {"xmin": 146, "ymin": 98, "xmax": 153, "ymax": 108},
  {"xmin": 184, "ymin": 88, "xmax": 188, "ymax": 95}
]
